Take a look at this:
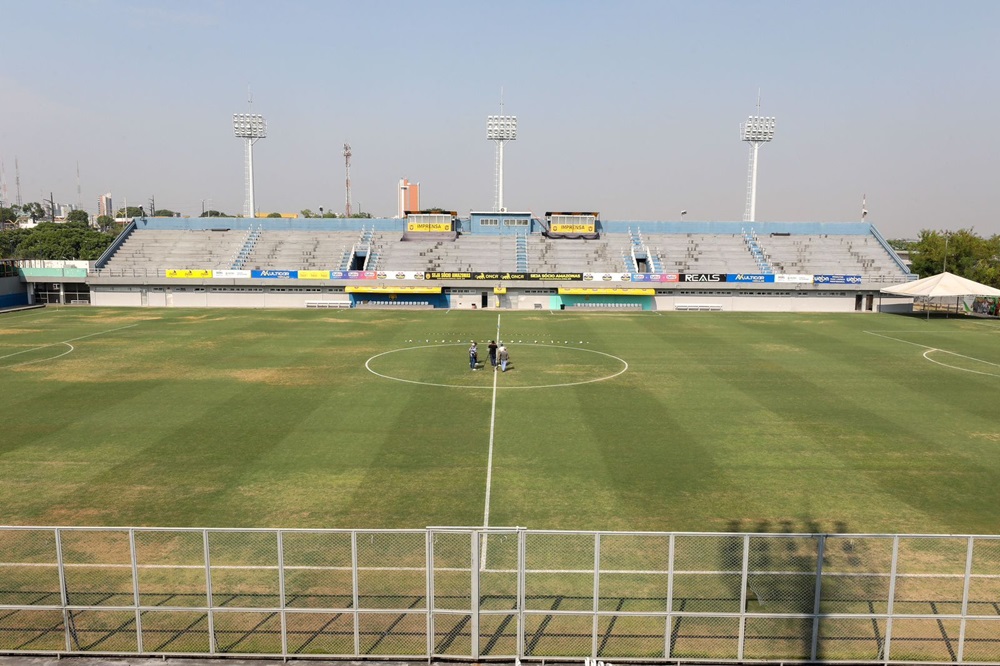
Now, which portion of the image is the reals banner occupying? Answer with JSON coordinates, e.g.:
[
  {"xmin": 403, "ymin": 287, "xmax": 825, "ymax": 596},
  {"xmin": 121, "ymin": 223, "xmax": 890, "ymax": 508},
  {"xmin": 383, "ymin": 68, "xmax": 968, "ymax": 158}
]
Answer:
[
  {"xmin": 329, "ymin": 271, "xmax": 377, "ymax": 280},
  {"xmin": 250, "ymin": 269, "xmax": 298, "ymax": 279},
  {"xmin": 406, "ymin": 221, "xmax": 453, "ymax": 232},
  {"xmin": 423, "ymin": 272, "xmax": 583, "ymax": 281},
  {"xmin": 680, "ymin": 273, "xmax": 727, "ymax": 283},
  {"xmin": 166, "ymin": 269, "xmax": 213, "ymax": 278},
  {"xmin": 813, "ymin": 274, "xmax": 863, "ymax": 285},
  {"xmin": 629, "ymin": 273, "xmax": 681, "ymax": 283},
  {"xmin": 727, "ymin": 273, "xmax": 776, "ymax": 283}
]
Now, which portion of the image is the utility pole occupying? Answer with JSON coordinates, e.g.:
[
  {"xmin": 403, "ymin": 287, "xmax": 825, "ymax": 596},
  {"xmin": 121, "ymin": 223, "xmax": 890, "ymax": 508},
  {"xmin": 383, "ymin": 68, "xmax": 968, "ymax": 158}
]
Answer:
[
  {"xmin": 15, "ymin": 157, "xmax": 22, "ymax": 207},
  {"xmin": 50, "ymin": 192, "xmax": 56, "ymax": 223},
  {"xmin": 149, "ymin": 195, "xmax": 155, "ymax": 217}
]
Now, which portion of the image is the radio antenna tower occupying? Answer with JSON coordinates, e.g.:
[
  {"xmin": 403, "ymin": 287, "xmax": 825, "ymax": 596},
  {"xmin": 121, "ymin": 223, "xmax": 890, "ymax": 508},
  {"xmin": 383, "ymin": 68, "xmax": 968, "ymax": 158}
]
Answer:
[
  {"xmin": 344, "ymin": 143, "xmax": 352, "ymax": 217},
  {"xmin": 15, "ymin": 157, "xmax": 23, "ymax": 207},
  {"xmin": 233, "ymin": 89, "xmax": 267, "ymax": 218},
  {"xmin": 0, "ymin": 160, "xmax": 7, "ymax": 207},
  {"xmin": 76, "ymin": 161, "xmax": 82, "ymax": 209},
  {"xmin": 486, "ymin": 90, "xmax": 517, "ymax": 212},
  {"xmin": 740, "ymin": 92, "xmax": 776, "ymax": 222}
]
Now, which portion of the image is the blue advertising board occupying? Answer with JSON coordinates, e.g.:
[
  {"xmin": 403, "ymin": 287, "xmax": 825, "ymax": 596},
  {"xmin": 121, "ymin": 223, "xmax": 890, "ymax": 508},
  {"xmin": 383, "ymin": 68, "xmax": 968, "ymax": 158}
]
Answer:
[
  {"xmin": 726, "ymin": 273, "xmax": 776, "ymax": 284},
  {"xmin": 251, "ymin": 269, "xmax": 299, "ymax": 279},
  {"xmin": 813, "ymin": 274, "xmax": 862, "ymax": 285}
]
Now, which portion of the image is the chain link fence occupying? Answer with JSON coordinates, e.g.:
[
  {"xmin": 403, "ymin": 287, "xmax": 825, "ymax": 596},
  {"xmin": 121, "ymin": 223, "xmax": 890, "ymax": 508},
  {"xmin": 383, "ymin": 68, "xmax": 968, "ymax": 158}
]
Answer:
[{"xmin": 1, "ymin": 527, "xmax": 998, "ymax": 663}]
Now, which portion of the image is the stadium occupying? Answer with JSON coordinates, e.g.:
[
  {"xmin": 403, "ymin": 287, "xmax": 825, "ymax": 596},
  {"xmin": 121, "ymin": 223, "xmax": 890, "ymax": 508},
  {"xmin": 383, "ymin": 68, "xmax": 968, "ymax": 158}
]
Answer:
[{"xmin": 2, "ymin": 209, "xmax": 999, "ymax": 665}]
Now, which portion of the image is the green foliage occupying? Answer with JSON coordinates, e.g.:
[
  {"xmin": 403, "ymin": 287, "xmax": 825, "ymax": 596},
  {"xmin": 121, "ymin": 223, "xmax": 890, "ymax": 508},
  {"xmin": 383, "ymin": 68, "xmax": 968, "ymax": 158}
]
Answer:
[
  {"xmin": 0, "ymin": 221, "xmax": 117, "ymax": 260},
  {"xmin": 0, "ymin": 205, "xmax": 17, "ymax": 229},
  {"xmin": 67, "ymin": 209, "xmax": 90, "ymax": 224},
  {"xmin": 116, "ymin": 206, "xmax": 146, "ymax": 218},
  {"xmin": 909, "ymin": 229, "xmax": 1000, "ymax": 288},
  {"xmin": 199, "ymin": 210, "xmax": 229, "ymax": 217},
  {"xmin": 95, "ymin": 215, "xmax": 116, "ymax": 232},
  {"xmin": 300, "ymin": 209, "xmax": 316, "ymax": 218},
  {"xmin": 153, "ymin": 209, "xmax": 177, "ymax": 217},
  {"xmin": 266, "ymin": 212, "xmax": 283, "ymax": 218}
]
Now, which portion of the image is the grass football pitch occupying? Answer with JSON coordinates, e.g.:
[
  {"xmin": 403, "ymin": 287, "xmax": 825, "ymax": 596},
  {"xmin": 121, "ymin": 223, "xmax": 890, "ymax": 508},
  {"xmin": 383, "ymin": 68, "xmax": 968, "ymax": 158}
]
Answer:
[{"xmin": 1, "ymin": 307, "xmax": 999, "ymax": 535}]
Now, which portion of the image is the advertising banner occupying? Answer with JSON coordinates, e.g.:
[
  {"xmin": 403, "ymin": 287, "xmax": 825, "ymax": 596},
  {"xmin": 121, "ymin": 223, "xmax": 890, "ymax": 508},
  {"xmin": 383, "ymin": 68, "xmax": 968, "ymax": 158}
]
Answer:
[
  {"xmin": 166, "ymin": 269, "xmax": 213, "ymax": 279},
  {"xmin": 212, "ymin": 269, "xmax": 251, "ymax": 279},
  {"xmin": 727, "ymin": 273, "xmax": 776, "ymax": 284},
  {"xmin": 298, "ymin": 270, "xmax": 332, "ymax": 280},
  {"xmin": 550, "ymin": 223, "xmax": 595, "ymax": 234},
  {"xmin": 329, "ymin": 271, "xmax": 377, "ymax": 280},
  {"xmin": 629, "ymin": 273, "xmax": 681, "ymax": 283},
  {"xmin": 346, "ymin": 286, "xmax": 442, "ymax": 294},
  {"xmin": 813, "ymin": 274, "xmax": 863, "ymax": 285},
  {"xmin": 775, "ymin": 274, "xmax": 814, "ymax": 284},
  {"xmin": 680, "ymin": 273, "xmax": 727, "ymax": 283},
  {"xmin": 422, "ymin": 271, "xmax": 583, "ymax": 281},
  {"xmin": 250, "ymin": 269, "xmax": 298, "ymax": 279},
  {"xmin": 377, "ymin": 271, "xmax": 425, "ymax": 281},
  {"xmin": 407, "ymin": 221, "xmax": 453, "ymax": 233},
  {"xmin": 558, "ymin": 287, "xmax": 655, "ymax": 295}
]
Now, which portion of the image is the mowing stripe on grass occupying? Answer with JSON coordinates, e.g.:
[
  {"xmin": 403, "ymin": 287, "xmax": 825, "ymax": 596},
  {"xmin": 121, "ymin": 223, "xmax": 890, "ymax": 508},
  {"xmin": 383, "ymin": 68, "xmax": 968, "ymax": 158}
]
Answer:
[
  {"xmin": 865, "ymin": 329, "xmax": 1000, "ymax": 377},
  {"xmin": 0, "ymin": 323, "xmax": 138, "ymax": 362}
]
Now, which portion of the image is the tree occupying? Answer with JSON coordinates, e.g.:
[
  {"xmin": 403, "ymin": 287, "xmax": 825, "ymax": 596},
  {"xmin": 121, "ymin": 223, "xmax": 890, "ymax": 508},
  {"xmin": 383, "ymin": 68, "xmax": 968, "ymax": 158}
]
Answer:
[
  {"xmin": 96, "ymin": 215, "xmax": 116, "ymax": 232},
  {"xmin": 67, "ymin": 209, "xmax": 90, "ymax": 225},
  {"xmin": 300, "ymin": 209, "xmax": 316, "ymax": 218},
  {"xmin": 0, "ymin": 206, "xmax": 16, "ymax": 230},
  {"xmin": 23, "ymin": 202, "xmax": 46, "ymax": 222},
  {"xmin": 1, "ymin": 221, "xmax": 116, "ymax": 260},
  {"xmin": 266, "ymin": 212, "xmax": 283, "ymax": 218},
  {"xmin": 199, "ymin": 210, "xmax": 229, "ymax": 218},
  {"xmin": 115, "ymin": 206, "xmax": 146, "ymax": 218},
  {"xmin": 153, "ymin": 209, "xmax": 177, "ymax": 217},
  {"xmin": 908, "ymin": 229, "xmax": 1000, "ymax": 289}
]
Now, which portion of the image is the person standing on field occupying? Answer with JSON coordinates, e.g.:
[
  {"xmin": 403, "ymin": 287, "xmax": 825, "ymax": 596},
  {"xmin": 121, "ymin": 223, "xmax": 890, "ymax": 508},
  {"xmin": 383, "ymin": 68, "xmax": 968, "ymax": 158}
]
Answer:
[
  {"xmin": 469, "ymin": 341, "xmax": 479, "ymax": 370},
  {"xmin": 488, "ymin": 340, "xmax": 498, "ymax": 370},
  {"xmin": 498, "ymin": 344, "xmax": 510, "ymax": 372}
]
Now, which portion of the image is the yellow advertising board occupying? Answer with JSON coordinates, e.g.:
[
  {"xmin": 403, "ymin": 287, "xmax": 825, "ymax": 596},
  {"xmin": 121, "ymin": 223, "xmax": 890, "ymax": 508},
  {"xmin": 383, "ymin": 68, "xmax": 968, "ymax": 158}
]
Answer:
[
  {"xmin": 493, "ymin": 287, "xmax": 507, "ymax": 294},
  {"xmin": 406, "ymin": 221, "xmax": 453, "ymax": 233},
  {"xmin": 346, "ymin": 286, "xmax": 442, "ymax": 294},
  {"xmin": 550, "ymin": 223, "xmax": 595, "ymax": 234},
  {"xmin": 299, "ymin": 270, "xmax": 332, "ymax": 280},
  {"xmin": 166, "ymin": 269, "xmax": 213, "ymax": 279},
  {"xmin": 558, "ymin": 287, "xmax": 654, "ymax": 295}
]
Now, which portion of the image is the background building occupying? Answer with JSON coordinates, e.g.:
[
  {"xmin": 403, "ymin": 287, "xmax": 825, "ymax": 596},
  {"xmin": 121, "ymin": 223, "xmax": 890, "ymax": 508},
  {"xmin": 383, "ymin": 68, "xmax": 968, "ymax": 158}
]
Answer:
[{"xmin": 397, "ymin": 178, "xmax": 419, "ymax": 218}]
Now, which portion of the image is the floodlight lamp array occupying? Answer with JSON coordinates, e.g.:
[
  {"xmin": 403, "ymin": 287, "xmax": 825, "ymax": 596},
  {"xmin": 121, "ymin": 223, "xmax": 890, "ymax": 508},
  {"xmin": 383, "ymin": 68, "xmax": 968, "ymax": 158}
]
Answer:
[
  {"xmin": 233, "ymin": 113, "xmax": 267, "ymax": 139},
  {"xmin": 487, "ymin": 115, "xmax": 517, "ymax": 141},
  {"xmin": 741, "ymin": 115, "xmax": 775, "ymax": 143}
]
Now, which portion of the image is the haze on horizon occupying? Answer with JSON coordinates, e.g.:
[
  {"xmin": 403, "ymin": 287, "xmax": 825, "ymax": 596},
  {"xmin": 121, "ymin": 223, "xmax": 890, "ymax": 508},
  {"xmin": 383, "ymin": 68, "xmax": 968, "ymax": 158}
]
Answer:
[{"xmin": 1, "ymin": 0, "xmax": 997, "ymax": 239}]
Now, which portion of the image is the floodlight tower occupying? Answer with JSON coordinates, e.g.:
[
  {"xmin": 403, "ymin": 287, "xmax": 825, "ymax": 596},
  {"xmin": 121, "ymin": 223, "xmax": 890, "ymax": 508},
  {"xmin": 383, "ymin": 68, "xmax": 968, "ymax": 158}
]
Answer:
[
  {"xmin": 487, "ymin": 105, "xmax": 517, "ymax": 212},
  {"xmin": 740, "ymin": 100, "xmax": 776, "ymax": 223},
  {"xmin": 233, "ymin": 109, "xmax": 267, "ymax": 218}
]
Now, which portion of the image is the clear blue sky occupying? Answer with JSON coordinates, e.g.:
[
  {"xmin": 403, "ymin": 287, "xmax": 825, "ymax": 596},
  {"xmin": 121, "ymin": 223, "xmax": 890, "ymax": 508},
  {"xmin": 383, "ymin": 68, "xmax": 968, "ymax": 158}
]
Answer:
[{"xmin": 1, "ymin": 0, "xmax": 998, "ymax": 237}]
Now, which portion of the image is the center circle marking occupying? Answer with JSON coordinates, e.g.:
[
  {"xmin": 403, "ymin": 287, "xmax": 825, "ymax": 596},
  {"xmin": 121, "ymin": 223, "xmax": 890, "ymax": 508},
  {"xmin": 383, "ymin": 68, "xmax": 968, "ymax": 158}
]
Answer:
[{"xmin": 365, "ymin": 343, "xmax": 628, "ymax": 389}]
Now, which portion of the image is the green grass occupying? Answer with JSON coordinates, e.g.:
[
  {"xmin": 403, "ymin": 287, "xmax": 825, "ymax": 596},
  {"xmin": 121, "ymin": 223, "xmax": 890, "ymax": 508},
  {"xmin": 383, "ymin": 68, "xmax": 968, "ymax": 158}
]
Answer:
[{"xmin": 1, "ymin": 307, "xmax": 999, "ymax": 534}]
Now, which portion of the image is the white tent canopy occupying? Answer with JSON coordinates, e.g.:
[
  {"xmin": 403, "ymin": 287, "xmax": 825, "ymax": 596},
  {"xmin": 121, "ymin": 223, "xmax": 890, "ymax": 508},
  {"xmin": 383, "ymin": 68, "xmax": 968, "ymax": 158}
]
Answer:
[{"xmin": 881, "ymin": 271, "xmax": 1000, "ymax": 298}]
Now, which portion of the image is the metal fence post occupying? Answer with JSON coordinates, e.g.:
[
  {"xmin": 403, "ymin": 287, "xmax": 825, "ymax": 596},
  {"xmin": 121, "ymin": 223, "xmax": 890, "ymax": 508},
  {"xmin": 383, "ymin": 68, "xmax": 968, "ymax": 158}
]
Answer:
[
  {"xmin": 277, "ymin": 530, "xmax": 287, "ymax": 659},
  {"xmin": 54, "ymin": 528, "xmax": 72, "ymax": 653},
  {"xmin": 592, "ymin": 532, "xmax": 601, "ymax": 659},
  {"xmin": 351, "ymin": 530, "xmax": 360, "ymax": 658},
  {"xmin": 737, "ymin": 534, "xmax": 750, "ymax": 661},
  {"xmin": 426, "ymin": 529, "xmax": 435, "ymax": 659},
  {"xmin": 517, "ymin": 527, "xmax": 526, "ymax": 660},
  {"xmin": 203, "ymin": 529, "xmax": 216, "ymax": 654},
  {"xmin": 129, "ymin": 528, "xmax": 143, "ymax": 654},
  {"xmin": 957, "ymin": 536, "xmax": 974, "ymax": 663},
  {"xmin": 810, "ymin": 534, "xmax": 825, "ymax": 661},
  {"xmin": 883, "ymin": 536, "xmax": 900, "ymax": 663},
  {"xmin": 471, "ymin": 530, "xmax": 480, "ymax": 659},
  {"xmin": 664, "ymin": 533, "xmax": 675, "ymax": 659}
]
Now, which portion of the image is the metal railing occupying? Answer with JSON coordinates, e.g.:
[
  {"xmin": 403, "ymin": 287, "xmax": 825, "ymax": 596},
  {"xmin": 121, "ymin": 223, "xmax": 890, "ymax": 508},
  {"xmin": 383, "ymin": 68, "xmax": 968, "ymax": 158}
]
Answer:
[{"xmin": 1, "ymin": 527, "xmax": 997, "ymax": 663}]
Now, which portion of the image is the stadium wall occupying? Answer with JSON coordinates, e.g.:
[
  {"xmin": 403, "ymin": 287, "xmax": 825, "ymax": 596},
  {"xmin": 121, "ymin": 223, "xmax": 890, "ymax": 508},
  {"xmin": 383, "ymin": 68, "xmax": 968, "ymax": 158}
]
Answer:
[{"xmin": 0, "ymin": 276, "xmax": 28, "ymax": 308}]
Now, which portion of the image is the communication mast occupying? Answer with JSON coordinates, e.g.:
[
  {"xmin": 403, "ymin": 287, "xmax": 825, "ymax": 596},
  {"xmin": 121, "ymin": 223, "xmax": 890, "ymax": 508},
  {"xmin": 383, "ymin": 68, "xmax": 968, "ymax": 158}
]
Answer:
[
  {"xmin": 740, "ymin": 93, "xmax": 776, "ymax": 223},
  {"xmin": 344, "ymin": 143, "xmax": 352, "ymax": 218},
  {"xmin": 15, "ymin": 157, "xmax": 23, "ymax": 207}
]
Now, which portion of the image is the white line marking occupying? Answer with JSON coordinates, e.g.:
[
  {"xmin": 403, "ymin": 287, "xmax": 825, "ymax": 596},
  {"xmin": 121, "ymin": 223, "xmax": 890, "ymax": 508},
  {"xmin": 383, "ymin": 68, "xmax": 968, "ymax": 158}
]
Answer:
[
  {"xmin": 0, "ymin": 324, "xmax": 138, "ymax": 362},
  {"xmin": 8, "ymin": 342, "xmax": 74, "ymax": 368},
  {"xmin": 481, "ymin": 314, "xmax": 502, "ymax": 568},
  {"xmin": 365, "ymin": 343, "xmax": 628, "ymax": 390},
  {"xmin": 864, "ymin": 330, "xmax": 1000, "ymax": 377}
]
